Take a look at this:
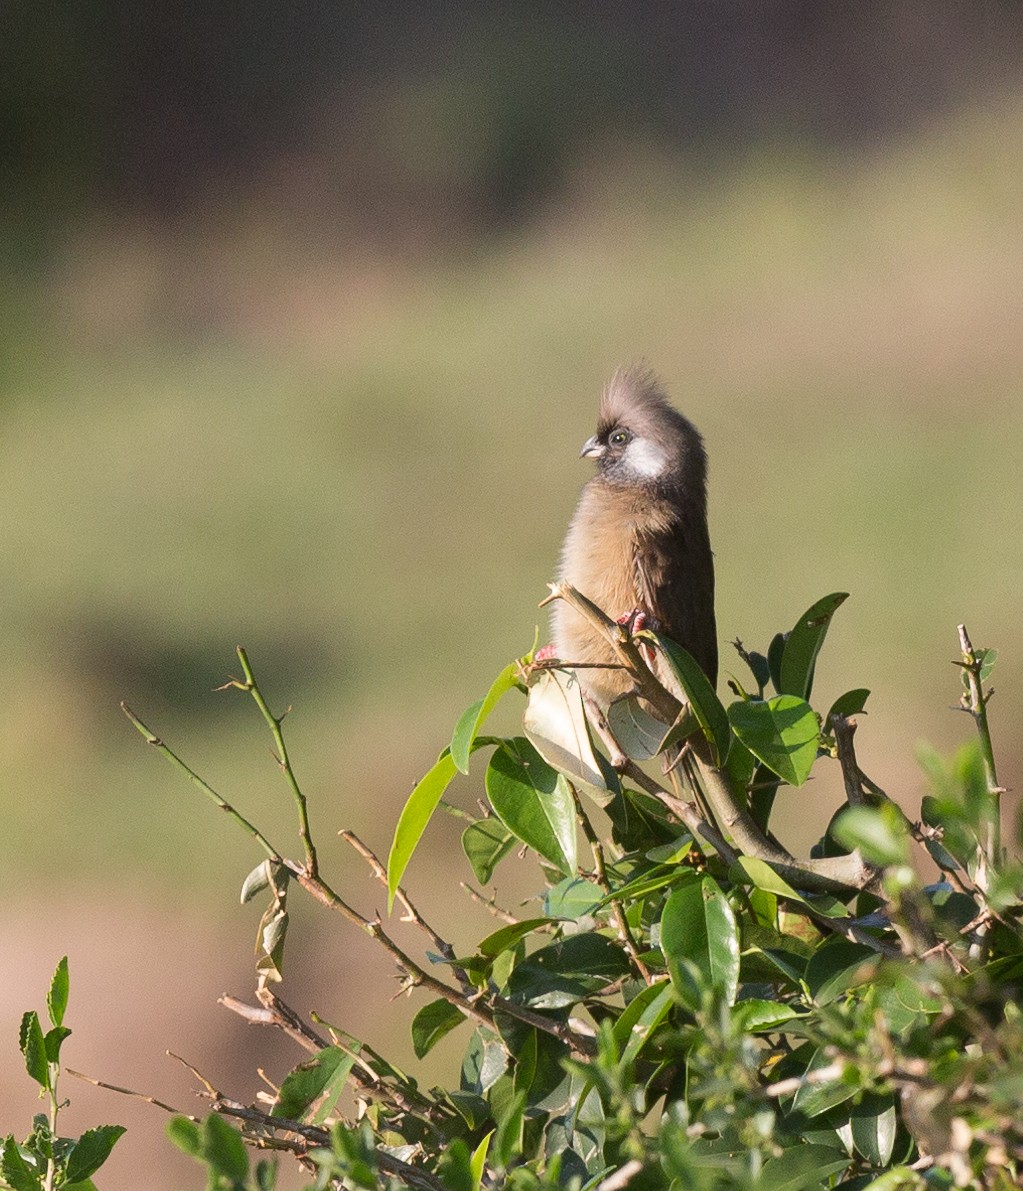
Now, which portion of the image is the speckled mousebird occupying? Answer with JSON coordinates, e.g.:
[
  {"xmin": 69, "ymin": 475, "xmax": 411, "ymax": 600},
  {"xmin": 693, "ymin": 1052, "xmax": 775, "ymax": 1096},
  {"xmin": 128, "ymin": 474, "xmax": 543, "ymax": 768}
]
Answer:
[{"xmin": 550, "ymin": 366, "xmax": 717, "ymax": 708}]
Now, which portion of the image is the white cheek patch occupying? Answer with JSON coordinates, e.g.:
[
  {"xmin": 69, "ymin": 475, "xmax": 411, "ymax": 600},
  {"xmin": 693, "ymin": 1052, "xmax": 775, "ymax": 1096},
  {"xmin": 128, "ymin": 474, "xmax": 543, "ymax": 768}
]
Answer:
[{"xmin": 625, "ymin": 438, "xmax": 668, "ymax": 479}]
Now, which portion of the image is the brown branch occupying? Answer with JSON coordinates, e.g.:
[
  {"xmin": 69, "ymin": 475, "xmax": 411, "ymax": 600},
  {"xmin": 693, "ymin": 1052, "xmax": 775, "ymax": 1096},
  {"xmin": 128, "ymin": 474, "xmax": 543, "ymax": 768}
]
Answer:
[
  {"xmin": 542, "ymin": 582, "xmax": 680, "ymax": 724},
  {"xmin": 214, "ymin": 1100, "xmax": 448, "ymax": 1191},
  {"xmin": 831, "ymin": 714, "xmax": 867, "ymax": 808},
  {"xmin": 220, "ymin": 990, "xmax": 327, "ymax": 1056}
]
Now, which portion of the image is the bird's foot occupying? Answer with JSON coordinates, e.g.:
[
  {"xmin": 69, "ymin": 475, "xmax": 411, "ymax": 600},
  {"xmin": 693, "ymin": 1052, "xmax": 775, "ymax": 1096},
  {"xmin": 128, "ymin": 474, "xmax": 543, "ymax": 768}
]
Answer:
[
  {"xmin": 616, "ymin": 609, "xmax": 649, "ymax": 634},
  {"xmin": 533, "ymin": 643, "xmax": 558, "ymax": 661},
  {"xmin": 616, "ymin": 610, "xmax": 658, "ymax": 667}
]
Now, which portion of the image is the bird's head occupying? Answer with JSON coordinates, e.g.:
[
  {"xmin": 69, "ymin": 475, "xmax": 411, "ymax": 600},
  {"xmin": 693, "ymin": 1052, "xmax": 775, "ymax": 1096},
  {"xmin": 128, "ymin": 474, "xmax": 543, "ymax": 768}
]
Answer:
[{"xmin": 580, "ymin": 367, "xmax": 707, "ymax": 492}]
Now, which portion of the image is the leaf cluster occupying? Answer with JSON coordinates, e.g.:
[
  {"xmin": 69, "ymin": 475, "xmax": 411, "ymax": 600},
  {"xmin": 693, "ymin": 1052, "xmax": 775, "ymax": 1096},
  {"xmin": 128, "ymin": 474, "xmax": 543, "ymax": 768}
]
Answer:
[
  {"xmin": 72, "ymin": 599, "xmax": 1023, "ymax": 1190},
  {"xmin": 1, "ymin": 959, "xmax": 125, "ymax": 1191}
]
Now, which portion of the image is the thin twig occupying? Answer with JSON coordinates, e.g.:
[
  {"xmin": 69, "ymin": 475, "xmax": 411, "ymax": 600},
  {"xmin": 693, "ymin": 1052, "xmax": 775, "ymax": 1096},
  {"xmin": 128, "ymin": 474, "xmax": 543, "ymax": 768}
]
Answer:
[
  {"xmin": 957, "ymin": 624, "xmax": 1002, "ymax": 868},
  {"xmin": 221, "ymin": 647, "xmax": 319, "ymax": 877},
  {"xmin": 340, "ymin": 830, "xmax": 470, "ymax": 988},
  {"xmin": 66, "ymin": 1069, "xmax": 187, "ymax": 1117},
  {"xmin": 121, "ymin": 703, "xmax": 281, "ymax": 861},
  {"xmin": 219, "ymin": 990, "xmax": 327, "ymax": 1056},
  {"xmin": 461, "ymin": 883, "xmax": 519, "ymax": 924},
  {"xmin": 223, "ymin": 994, "xmax": 446, "ymax": 1134},
  {"xmin": 569, "ymin": 783, "xmax": 652, "ymax": 984},
  {"xmin": 214, "ymin": 1101, "xmax": 448, "ymax": 1191},
  {"xmin": 294, "ymin": 869, "xmax": 596, "ymax": 1057}
]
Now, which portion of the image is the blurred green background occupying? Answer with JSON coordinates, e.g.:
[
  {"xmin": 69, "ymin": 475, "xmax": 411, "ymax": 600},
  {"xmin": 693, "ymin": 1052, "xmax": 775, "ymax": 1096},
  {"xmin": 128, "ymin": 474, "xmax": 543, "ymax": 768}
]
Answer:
[{"xmin": 3, "ymin": 5, "xmax": 1023, "ymax": 1187}]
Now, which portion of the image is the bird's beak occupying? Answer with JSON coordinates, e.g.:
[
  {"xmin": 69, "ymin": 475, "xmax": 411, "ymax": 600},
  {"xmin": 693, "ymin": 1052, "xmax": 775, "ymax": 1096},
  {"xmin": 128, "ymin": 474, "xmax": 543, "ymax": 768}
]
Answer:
[{"xmin": 580, "ymin": 435, "xmax": 604, "ymax": 459}]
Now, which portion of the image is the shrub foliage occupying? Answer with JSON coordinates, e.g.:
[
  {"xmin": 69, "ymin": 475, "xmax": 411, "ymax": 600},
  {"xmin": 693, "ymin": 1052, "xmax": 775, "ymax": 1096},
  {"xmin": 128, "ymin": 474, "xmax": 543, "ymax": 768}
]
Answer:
[{"xmin": 5, "ymin": 590, "xmax": 1020, "ymax": 1191}]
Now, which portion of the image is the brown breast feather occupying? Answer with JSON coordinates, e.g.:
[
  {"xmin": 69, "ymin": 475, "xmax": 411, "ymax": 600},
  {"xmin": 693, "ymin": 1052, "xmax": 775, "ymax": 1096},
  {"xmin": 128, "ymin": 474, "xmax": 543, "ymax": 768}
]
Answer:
[{"xmin": 553, "ymin": 481, "xmax": 717, "ymax": 706}]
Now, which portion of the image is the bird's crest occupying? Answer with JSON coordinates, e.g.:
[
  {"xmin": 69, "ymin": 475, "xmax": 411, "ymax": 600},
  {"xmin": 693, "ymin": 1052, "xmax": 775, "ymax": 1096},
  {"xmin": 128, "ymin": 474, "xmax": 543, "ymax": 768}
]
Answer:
[{"xmin": 597, "ymin": 366, "xmax": 676, "ymax": 436}]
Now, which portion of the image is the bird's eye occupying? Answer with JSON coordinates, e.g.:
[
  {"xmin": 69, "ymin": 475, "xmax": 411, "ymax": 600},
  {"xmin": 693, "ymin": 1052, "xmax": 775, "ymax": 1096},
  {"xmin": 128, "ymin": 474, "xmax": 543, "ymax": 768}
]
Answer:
[{"xmin": 609, "ymin": 429, "xmax": 630, "ymax": 446}]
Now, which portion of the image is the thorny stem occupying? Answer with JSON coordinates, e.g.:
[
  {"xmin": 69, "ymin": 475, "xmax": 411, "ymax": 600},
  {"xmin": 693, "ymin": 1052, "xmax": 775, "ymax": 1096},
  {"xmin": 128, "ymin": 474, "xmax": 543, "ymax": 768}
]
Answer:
[
  {"xmin": 155, "ymin": 1054, "xmax": 452, "ymax": 1191},
  {"xmin": 569, "ymin": 783, "xmax": 652, "ymax": 984},
  {"xmin": 121, "ymin": 702, "xmax": 281, "ymax": 861},
  {"xmin": 126, "ymin": 674, "xmax": 596, "ymax": 1067},
  {"xmin": 957, "ymin": 624, "xmax": 1002, "ymax": 867},
  {"xmin": 228, "ymin": 647, "xmax": 319, "ymax": 877},
  {"xmin": 221, "ymin": 991, "xmax": 445, "ymax": 1133},
  {"xmin": 460, "ymin": 882, "xmax": 519, "ymax": 924},
  {"xmin": 340, "ymin": 829, "xmax": 472, "ymax": 990},
  {"xmin": 295, "ymin": 869, "xmax": 596, "ymax": 1058}
]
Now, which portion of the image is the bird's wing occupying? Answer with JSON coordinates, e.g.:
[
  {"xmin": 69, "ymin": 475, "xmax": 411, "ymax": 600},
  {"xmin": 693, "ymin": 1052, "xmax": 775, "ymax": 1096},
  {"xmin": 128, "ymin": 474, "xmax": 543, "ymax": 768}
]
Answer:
[{"xmin": 632, "ymin": 519, "xmax": 718, "ymax": 686}]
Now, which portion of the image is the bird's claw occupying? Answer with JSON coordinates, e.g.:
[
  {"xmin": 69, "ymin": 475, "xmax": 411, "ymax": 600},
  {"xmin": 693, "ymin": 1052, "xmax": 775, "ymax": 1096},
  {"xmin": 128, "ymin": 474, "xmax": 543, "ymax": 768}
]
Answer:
[{"xmin": 616, "ymin": 609, "xmax": 649, "ymax": 634}]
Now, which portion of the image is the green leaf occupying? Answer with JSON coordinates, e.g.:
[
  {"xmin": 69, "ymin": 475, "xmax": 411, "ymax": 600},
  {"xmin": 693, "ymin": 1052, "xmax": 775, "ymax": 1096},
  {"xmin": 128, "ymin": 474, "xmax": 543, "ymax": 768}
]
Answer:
[
  {"xmin": 732, "ymin": 856, "xmax": 848, "ymax": 918},
  {"xmin": 523, "ymin": 668, "xmax": 620, "ymax": 804},
  {"xmin": 832, "ymin": 804, "xmax": 909, "ymax": 867},
  {"xmin": 478, "ymin": 918, "xmax": 553, "ymax": 959},
  {"xmin": 47, "ymin": 957, "xmax": 69, "ymax": 1029},
  {"xmin": 507, "ymin": 933, "xmax": 631, "ymax": 1009},
  {"xmin": 200, "ymin": 1113, "xmax": 249, "ymax": 1180},
  {"xmin": 615, "ymin": 983, "xmax": 675, "ymax": 1064},
  {"xmin": 2, "ymin": 1143, "xmax": 42, "ymax": 1191},
  {"xmin": 791, "ymin": 1047, "xmax": 858, "ymax": 1117},
  {"xmin": 19, "ymin": 1011, "xmax": 49, "ymax": 1091},
  {"xmin": 387, "ymin": 751, "xmax": 459, "ymax": 909},
  {"xmin": 43, "ymin": 1026, "xmax": 71, "ymax": 1064},
  {"xmin": 758, "ymin": 1143, "xmax": 849, "ymax": 1189},
  {"xmin": 778, "ymin": 592, "xmax": 848, "ymax": 700},
  {"xmin": 805, "ymin": 940, "xmax": 877, "ymax": 1005},
  {"xmin": 485, "ymin": 739, "xmax": 577, "ymax": 875},
  {"xmin": 64, "ymin": 1126, "xmax": 127, "ymax": 1184},
  {"xmin": 543, "ymin": 877, "xmax": 603, "ymax": 921},
  {"xmin": 766, "ymin": 631, "xmax": 787, "ymax": 693},
  {"xmin": 824, "ymin": 688, "xmax": 871, "ymax": 727},
  {"xmin": 850, "ymin": 1092, "xmax": 898, "ymax": 1166},
  {"xmin": 470, "ymin": 1131, "xmax": 493, "ymax": 1191},
  {"xmin": 660, "ymin": 876, "xmax": 740, "ymax": 1011},
  {"xmin": 167, "ymin": 1117, "xmax": 201, "ymax": 1157},
  {"xmin": 411, "ymin": 1000, "xmax": 466, "ymax": 1059},
  {"xmin": 492, "ymin": 1089, "xmax": 526, "ymax": 1170},
  {"xmin": 1, "ymin": 1136, "xmax": 42, "ymax": 1191},
  {"xmin": 646, "ymin": 632, "xmax": 731, "ymax": 764},
  {"xmin": 727, "ymin": 695, "xmax": 819, "ymax": 787},
  {"xmin": 461, "ymin": 1029, "xmax": 508, "ymax": 1097},
  {"xmin": 451, "ymin": 661, "xmax": 520, "ymax": 774},
  {"xmin": 461, "ymin": 817, "xmax": 516, "ymax": 885},
  {"xmin": 739, "ymin": 646, "xmax": 772, "ymax": 693},
  {"xmin": 274, "ymin": 1046, "xmax": 354, "ymax": 1124},
  {"xmin": 606, "ymin": 697, "xmax": 668, "ymax": 761},
  {"xmin": 731, "ymin": 999, "xmax": 801, "ymax": 1032},
  {"xmin": 254, "ymin": 1160, "xmax": 277, "ymax": 1191},
  {"xmin": 436, "ymin": 1139, "xmax": 475, "ymax": 1191}
]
